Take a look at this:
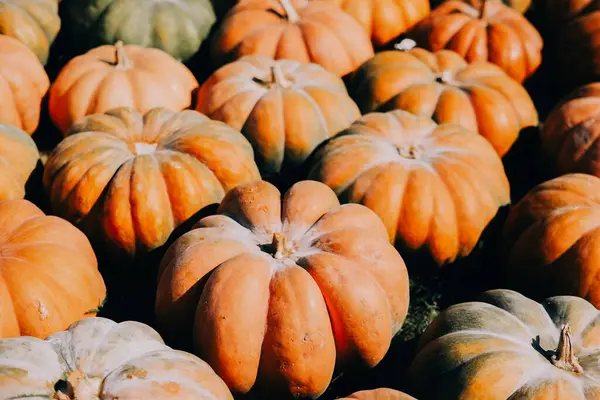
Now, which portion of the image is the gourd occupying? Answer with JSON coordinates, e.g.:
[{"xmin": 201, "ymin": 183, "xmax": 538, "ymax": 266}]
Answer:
[{"xmin": 0, "ymin": 123, "xmax": 39, "ymax": 201}]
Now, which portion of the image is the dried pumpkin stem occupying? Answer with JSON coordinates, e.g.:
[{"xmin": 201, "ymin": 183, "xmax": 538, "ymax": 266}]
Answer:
[
  {"xmin": 114, "ymin": 41, "xmax": 132, "ymax": 70},
  {"xmin": 279, "ymin": 0, "xmax": 300, "ymax": 23},
  {"xmin": 480, "ymin": 0, "xmax": 490, "ymax": 19},
  {"xmin": 273, "ymin": 232, "xmax": 291, "ymax": 259},
  {"xmin": 550, "ymin": 324, "xmax": 584, "ymax": 373},
  {"xmin": 271, "ymin": 64, "xmax": 291, "ymax": 88}
]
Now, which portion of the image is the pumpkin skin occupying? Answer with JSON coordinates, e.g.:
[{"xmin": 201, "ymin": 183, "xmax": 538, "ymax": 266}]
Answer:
[
  {"xmin": 410, "ymin": 289, "xmax": 600, "ymax": 399},
  {"xmin": 409, "ymin": 0, "xmax": 543, "ymax": 83},
  {"xmin": 0, "ymin": 199, "xmax": 106, "ymax": 339},
  {"xmin": 502, "ymin": 173, "xmax": 600, "ymax": 307},
  {"xmin": 341, "ymin": 388, "xmax": 417, "ymax": 400},
  {"xmin": 0, "ymin": 317, "xmax": 234, "ymax": 399},
  {"xmin": 62, "ymin": 0, "xmax": 216, "ymax": 62},
  {"xmin": 0, "ymin": 124, "xmax": 39, "ymax": 201},
  {"xmin": 49, "ymin": 42, "xmax": 199, "ymax": 134},
  {"xmin": 349, "ymin": 45, "xmax": 538, "ymax": 157},
  {"xmin": 155, "ymin": 180, "xmax": 410, "ymax": 397},
  {"xmin": 43, "ymin": 107, "xmax": 261, "ymax": 258},
  {"xmin": 196, "ymin": 55, "xmax": 361, "ymax": 177},
  {"xmin": 211, "ymin": 0, "xmax": 374, "ymax": 77},
  {"xmin": 323, "ymin": 0, "xmax": 430, "ymax": 47},
  {"xmin": 307, "ymin": 110, "xmax": 510, "ymax": 265},
  {"xmin": 460, "ymin": 0, "xmax": 532, "ymax": 14},
  {"xmin": 0, "ymin": 35, "xmax": 49, "ymax": 134}
]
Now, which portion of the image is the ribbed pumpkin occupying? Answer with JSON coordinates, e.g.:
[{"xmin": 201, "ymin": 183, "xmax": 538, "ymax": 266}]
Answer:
[
  {"xmin": 0, "ymin": 199, "xmax": 106, "ymax": 339},
  {"xmin": 155, "ymin": 180, "xmax": 410, "ymax": 397},
  {"xmin": 460, "ymin": 0, "xmax": 532, "ymax": 14},
  {"xmin": 0, "ymin": 124, "xmax": 39, "ymax": 201},
  {"xmin": 410, "ymin": 289, "xmax": 600, "ymax": 399},
  {"xmin": 502, "ymin": 173, "xmax": 600, "ymax": 307},
  {"xmin": 49, "ymin": 42, "xmax": 198, "ymax": 134},
  {"xmin": 323, "ymin": 0, "xmax": 430, "ymax": 47},
  {"xmin": 349, "ymin": 43, "xmax": 538, "ymax": 156},
  {"xmin": 62, "ymin": 0, "xmax": 216, "ymax": 62},
  {"xmin": 0, "ymin": 0, "xmax": 60, "ymax": 64},
  {"xmin": 341, "ymin": 389, "xmax": 417, "ymax": 400},
  {"xmin": 0, "ymin": 317, "xmax": 234, "ymax": 399},
  {"xmin": 211, "ymin": 0, "xmax": 374, "ymax": 77},
  {"xmin": 0, "ymin": 35, "xmax": 49, "ymax": 134},
  {"xmin": 43, "ymin": 107, "xmax": 261, "ymax": 258},
  {"xmin": 409, "ymin": 0, "xmax": 543, "ymax": 83},
  {"xmin": 308, "ymin": 110, "xmax": 510, "ymax": 265},
  {"xmin": 196, "ymin": 55, "xmax": 360, "ymax": 177}
]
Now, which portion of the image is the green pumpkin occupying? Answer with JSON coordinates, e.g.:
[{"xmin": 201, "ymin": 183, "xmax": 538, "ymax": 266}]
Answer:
[{"xmin": 62, "ymin": 0, "xmax": 216, "ymax": 62}]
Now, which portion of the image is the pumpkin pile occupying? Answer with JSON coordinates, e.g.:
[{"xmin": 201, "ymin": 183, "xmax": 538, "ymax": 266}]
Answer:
[{"xmin": 4, "ymin": 0, "xmax": 600, "ymax": 399}]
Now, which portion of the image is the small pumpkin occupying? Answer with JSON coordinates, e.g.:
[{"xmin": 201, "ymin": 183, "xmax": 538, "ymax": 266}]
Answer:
[
  {"xmin": 0, "ymin": 124, "xmax": 39, "ymax": 201},
  {"xmin": 43, "ymin": 107, "xmax": 261, "ymax": 258},
  {"xmin": 0, "ymin": 199, "xmax": 106, "ymax": 338},
  {"xmin": 49, "ymin": 41, "xmax": 198, "ymax": 134},
  {"xmin": 211, "ymin": 0, "xmax": 374, "ymax": 77},
  {"xmin": 502, "ymin": 173, "xmax": 600, "ymax": 307},
  {"xmin": 307, "ymin": 110, "xmax": 510, "ymax": 265},
  {"xmin": 410, "ymin": 289, "xmax": 600, "ymax": 399},
  {"xmin": 196, "ymin": 55, "xmax": 361, "ymax": 177},
  {"xmin": 458, "ymin": 0, "xmax": 532, "ymax": 14},
  {"xmin": 155, "ymin": 180, "xmax": 410, "ymax": 397},
  {"xmin": 0, "ymin": 34, "xmax": 49, "ymax": 134},
  {"xmin": 0, "ymin": 317, "xmax": 234, "ymax": 399},
  {"xmin": 409, "ymin": 0, "xmax": 543, "ymax": 83},
  {"xmin": 341, "ymin": 388, "xmax": 417, "ymax": 400},
  {"xmin": 348, "ymin": 43, "xmax": 538, "ymax": 156},
  {"xmin": 62, "ymin": 0, "xmax": 216, "ymax": 62}
]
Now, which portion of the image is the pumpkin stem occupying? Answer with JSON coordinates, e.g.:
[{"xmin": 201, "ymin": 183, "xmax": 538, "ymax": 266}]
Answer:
[
  {"xmin": 393, "ymin": 38, "xmax": 417, "ymax": 51},
  {"xmin": 436, "ymin": 70, "xmax": 454, "ymax": 84},
  {"xmin": 114, "ymin": 41, "xmax": 132, "ymax": 70},
  {"xmin": 550, "ymin": 324, "xmax": 584, "ymax": 373},
  {"xmin": 53, "ymin": 370, "xmax": 102, "ymax": 399},
  {"xmin": 273, "ymin": 232, "xmax": 292, "ymax": 259},
  {"xmin": 279, "ymin": 0, "xmax": 300, "ymax": 23},
  {"xmin": 480, "ymin": 0, "xmax": 490, "ymax": 19},
  {"xmin": 271, "ymin": 64, "xmax": 291, "ymax": 88}
]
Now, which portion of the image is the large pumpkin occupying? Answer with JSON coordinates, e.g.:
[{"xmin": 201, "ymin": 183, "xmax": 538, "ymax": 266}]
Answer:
[
  {"xmin": 43, "ymin": 107, "xmax": 261, "ymax": 258},
  {"xmin": 502, "ymin": 173, "xmax": 600, "ymax": 307},
  {"xmin": 410, "ymin": 289, "xmax": 600, "ymax": 399},
  {"xmin": 196, "ymin": 55, "xmax": 360, "ymax": 177},
  {"xmin": 211, "ymin": 0, "xmax": 374, "ymax": 77},
  {"xmin": 49, "ymin": 42, "xmax": 198, "ymax": 134},
  {"xmin": 348, "ymin": 43, "xmax": 538, "ymax": 157},
  {"xmin": 409, "ymin": 0, "xmax": 543, "ymax": 83},
  {"xmin": 62, "ymin": 0, "xmax": 216, "ymax": 62},
  {"xmin": 341, "ymin": 389, "xmax": 417, "ymax": 400},
  {"xmin": 307, "ymin": 110, "xmax": 510, "ymax": 265},
  {"xmin": 0, "ymin": 124, "xmax": 39, "ymax": 201},
  {"xmin": 0, "ymin": 317, "xmax": 233, "ymax": 399},
  {"xmin": 0, "ymin": 34, "xmax": 49, "ymax": 134},
  {"xmin": 323, "ymin": 0, "xmax": 430, "ymax": 47},
  {"xmin": 0, "ymin": 199, "xmax": 106, "ymax": 338},
  {"xmin": 155, "ymin": 180, "xmax": 410, "ymax": 397}
]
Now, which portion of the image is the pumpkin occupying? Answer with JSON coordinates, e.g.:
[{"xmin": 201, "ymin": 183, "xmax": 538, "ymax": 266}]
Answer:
[
  {"xmin": 323, "ymin": 0, "xmax": 430, "ymax": 47},
  {"xmin": 0, "ymin": 199, "xmax": 106, "ymax": 338},
  {"xmin": 196, "ymin": 55, "xmax": 361, "ymax": 177},
  {"xmin": 155, "ymin": 180, "xmax": 410, "ymax": 397},
  {"xmin": 409, "ymin": 0, "xmax": 543, "ymax": 83},
  {"xmin": 0, "ymin": 35, "xmax": 49, "ymax": 134},
  {"xmin": 0, "ymin": 317, "xmax": 234, "ymax": 399},
  {"xmin": 0, "ymin": 124, "xmax": 39, "ymax": 201},
  {"xmin": 348, "ymin": 42, "xmax": 538, "ymax": 157},
  {"xmin": 502, "ymin": 173, "xmax": 600, "ymax": 307},
  {"xmin": 307, "ymin": 110, "xmax": 510, "ymax": 265},
  {"xmin": 62, "ymin": 0, "xmax": 216, "ymax": 62},
  {"xmin": 458, "ymin": 0, "xmax": 532, "ymax": 14},
  {"xmin": 0, "ymin": 0, "xmax": 60, "ymax": 65},
  {"xmin": 410, "ymin": 289, "xmax": 600, "ymax": 399},
  {"xmin": 49, "ymin": 41, "xmax": 198, "ymax": 134},
  {"xmin": 210, "ymin": 0, "xmax": 374, "ymax": 77},
  {"xmin": 43, "ymin": 107, "xmax": 261, "ymax": 258},
  {"xmin": 341, "ymin": 388, "xmax": 417, "ymax": 400}
]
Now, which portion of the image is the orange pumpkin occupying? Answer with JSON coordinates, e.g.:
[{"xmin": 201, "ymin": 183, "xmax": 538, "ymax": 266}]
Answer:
[
  {"xmin": 348, "ymin": 43, "xmax": 538, "ymax": 156},
  {"xmin": 462, "ymin": 0, "xmax": 532, "ymax": 14},
  {"xmin": 196, "ymin": 55, "xmax": 361, "ymax": 176},
  {"xmin": 0, "ymin": 35, "xmax": 49, "ymax": 134},
  {"xmin": 341, "ymin": 388, "xmax": 417, "ymax": 400},
  {"xmin": 0, "ymin": 124, "xmax": 39, "ymax": 201},
  {"xmin": 49, "ymin": 41, "xmax": 199, "ymax": 134},
  {"xmin": 308, "ymin": 110, "xmax": 510, "ymax": 265},
  {"xmin": 409, "ymin": 0, "xmax": 543, "ymax": 83},
  {"xmin": 155, "ymin": 180, "xmax": 410, "ymax": 397},
  {"xmin": 43, "ymin": 107, "xmax": 261, "ymax": 257},
  {"xmin": 0, "ymin": 199, "xmax": 106, "ymax": 338},
  {"xmin": 502, "ymin": 173, "xmax": 600, "ymax": 307},
  {"xmin": 324, "ymin": 0, "xmax": 430, "ymax": 47},
  {"xmin": 210, "ymin": 0, "xmax": 374, "ymax": 77}
]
